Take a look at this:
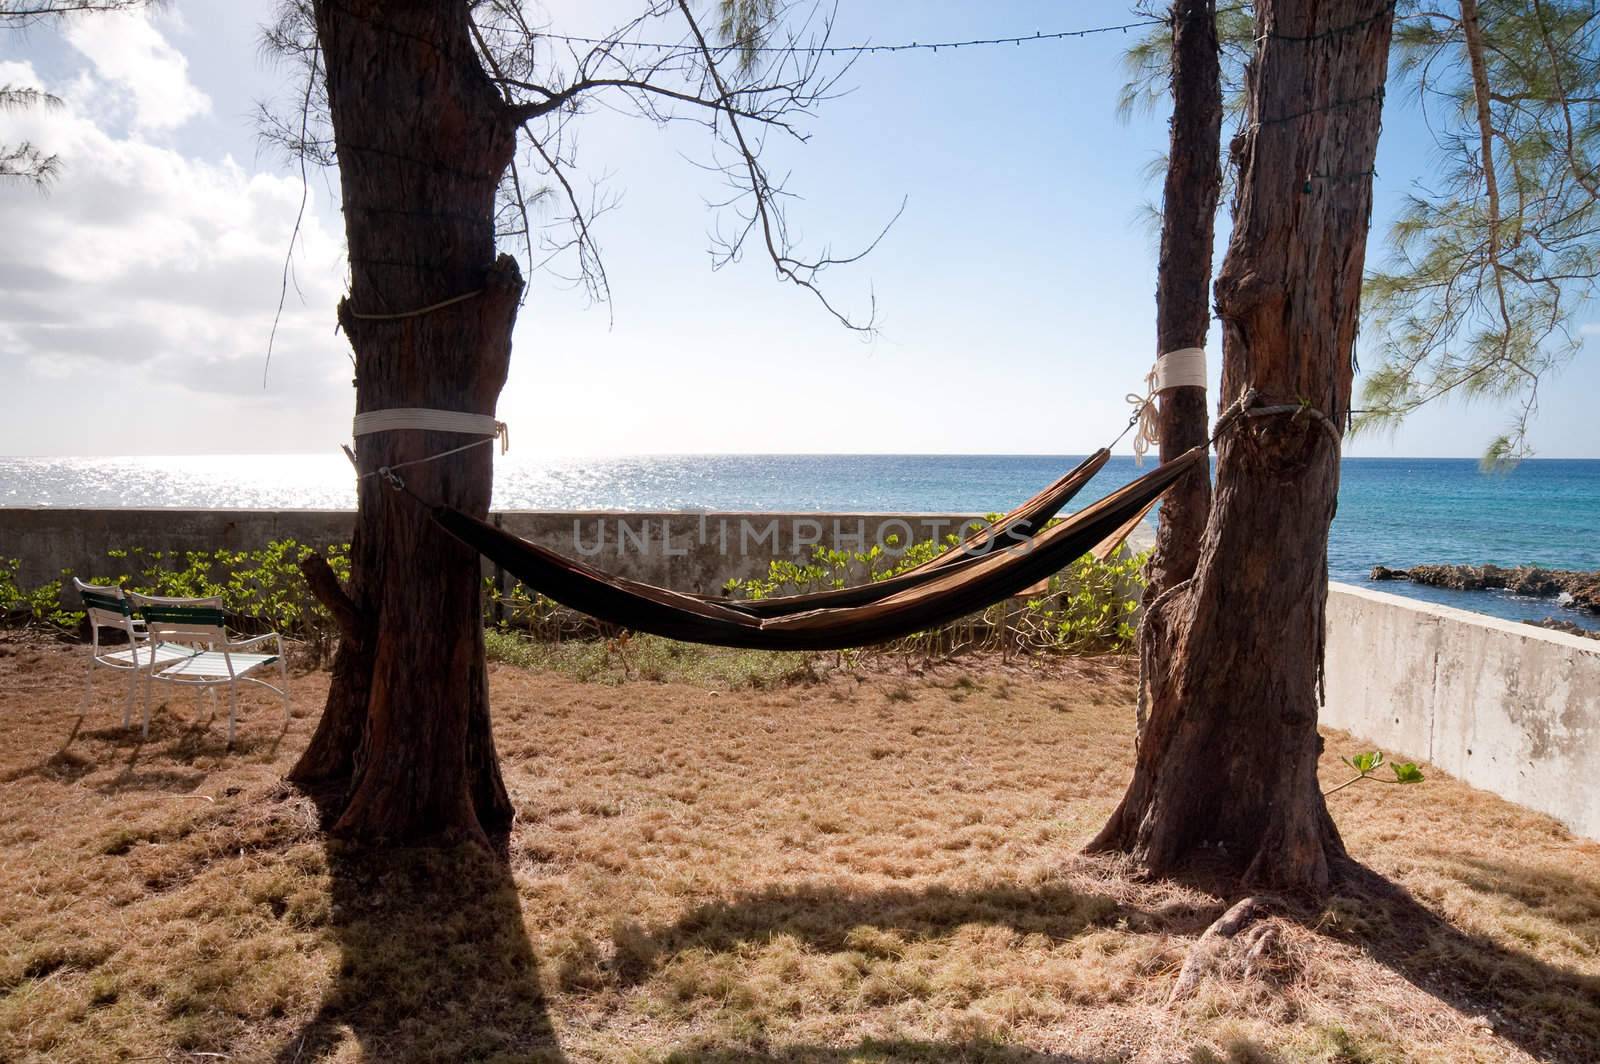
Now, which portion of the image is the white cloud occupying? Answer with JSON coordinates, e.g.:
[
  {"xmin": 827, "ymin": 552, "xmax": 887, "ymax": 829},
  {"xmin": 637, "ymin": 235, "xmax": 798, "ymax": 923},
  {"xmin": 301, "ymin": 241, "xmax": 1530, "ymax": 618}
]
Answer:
[
  {"xmin": 0, "ymin": 58, "xmax": 350, "ymax": 424},
  {"xmin": 63, "ymin": 10, "xmax": 210, "ymax": 131}
]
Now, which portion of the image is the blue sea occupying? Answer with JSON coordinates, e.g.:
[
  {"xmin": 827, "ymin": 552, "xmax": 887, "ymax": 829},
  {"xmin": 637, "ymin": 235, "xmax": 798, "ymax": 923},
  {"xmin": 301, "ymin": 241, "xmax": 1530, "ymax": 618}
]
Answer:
[{"xmin": 2, "ymin": 454, "xmax": 1597, "ymax": 630}]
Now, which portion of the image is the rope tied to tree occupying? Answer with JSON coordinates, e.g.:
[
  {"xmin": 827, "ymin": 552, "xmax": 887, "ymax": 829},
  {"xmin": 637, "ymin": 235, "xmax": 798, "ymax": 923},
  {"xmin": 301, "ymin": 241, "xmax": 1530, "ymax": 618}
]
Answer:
[
  {"xmin": 1210, "ymin": 388, "xmax": 1343, "ymax": 451},
  {"xmin": 1126, "ymin": 347, "xmax": 1208, "ymax": 465},
  {"xmin": 345, "ymin": 288, "xmax": 486, "ymax": 321},
  {"xmin": 344, "ymin": 406, "xmax": 511, "ymax": 490}
]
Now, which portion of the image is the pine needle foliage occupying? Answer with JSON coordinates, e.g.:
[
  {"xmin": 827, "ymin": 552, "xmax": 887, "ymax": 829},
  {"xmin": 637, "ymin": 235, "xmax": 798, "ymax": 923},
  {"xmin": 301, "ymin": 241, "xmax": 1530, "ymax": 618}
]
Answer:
[
  {"xmin": 1362, "ymin": 0, "xmax": 1600, "ymax": 463},
  {"xmin": 0, "ymin": 2, "xmax": 158, "ymax": 187},
  {"xmin": 1120, "ymin": 1, "xmax": 1600, "ymax": 461}
]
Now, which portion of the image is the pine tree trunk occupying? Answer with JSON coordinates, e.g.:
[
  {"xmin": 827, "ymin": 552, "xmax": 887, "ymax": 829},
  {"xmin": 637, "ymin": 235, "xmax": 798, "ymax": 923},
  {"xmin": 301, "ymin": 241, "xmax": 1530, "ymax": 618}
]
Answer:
[
  {"xmin": 286, "ymin": 0, "xmax": 520, "ymax": 846},
  {"xmin": 1091, "ymin": 0, "xmax": 1395, "ymax": 894},
  {"xmin": 1139, "ymin": 0, "xmax": 1223, "ymax": 738}
]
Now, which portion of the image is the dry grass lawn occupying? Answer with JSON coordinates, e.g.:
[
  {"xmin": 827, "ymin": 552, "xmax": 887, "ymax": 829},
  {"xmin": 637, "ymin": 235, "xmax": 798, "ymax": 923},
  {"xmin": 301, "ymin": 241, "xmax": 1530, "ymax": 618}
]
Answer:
[{"xmin": 2, "ymin": 630, "xmax": 1598, "ymax": 1063}]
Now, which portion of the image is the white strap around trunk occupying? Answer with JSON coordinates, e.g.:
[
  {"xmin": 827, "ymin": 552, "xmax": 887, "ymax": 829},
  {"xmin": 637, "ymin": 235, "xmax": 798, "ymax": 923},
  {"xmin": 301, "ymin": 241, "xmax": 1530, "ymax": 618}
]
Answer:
[
  {"xmin": 352, "ymin": 408, "xmax": 509, "ymax": 454},
  {"xmin": 1131, "ymin": 348, "xmax": 1208, "ymax": 465},
  {"xmin": 1151, "ymin": 347, "xmax": 1207, "ymax": 392}
]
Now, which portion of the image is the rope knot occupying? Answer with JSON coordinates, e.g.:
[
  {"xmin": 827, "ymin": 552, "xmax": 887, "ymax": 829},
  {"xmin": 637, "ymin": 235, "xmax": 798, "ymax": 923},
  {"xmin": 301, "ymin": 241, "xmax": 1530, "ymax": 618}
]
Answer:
[
  {"xmin": 1128, "ymin": 348, "xmax": 1207, "ymax": 465},
  {"xmin": 1127, "ymin": 383, "xmax": 1161, "ymax": 467}
]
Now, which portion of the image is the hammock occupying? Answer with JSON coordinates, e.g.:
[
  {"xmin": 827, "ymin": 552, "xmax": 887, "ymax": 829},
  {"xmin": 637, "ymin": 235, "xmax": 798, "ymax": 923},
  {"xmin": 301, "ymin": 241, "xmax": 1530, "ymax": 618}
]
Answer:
[
  {"xmin": 699, "ymin": 448, "xmax": 1112, "ymax": 619},
  {"xmin": 432, "ymin": 448, "xmax": 1204, "ymax": 652}
]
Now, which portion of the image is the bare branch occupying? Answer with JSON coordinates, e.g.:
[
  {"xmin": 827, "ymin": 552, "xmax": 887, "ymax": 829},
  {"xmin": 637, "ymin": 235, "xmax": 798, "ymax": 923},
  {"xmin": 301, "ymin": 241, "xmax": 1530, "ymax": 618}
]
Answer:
[
  {"xmin": 263, "ymin": 42, "xmax": 319, "ymax": 388},
  {"xmin": 668, "ymin": 0, "xmax": 880, "ymax": 330},
  {"xmin": 259, "ymin": 1, "xmax": 888, "ymax": 333}
]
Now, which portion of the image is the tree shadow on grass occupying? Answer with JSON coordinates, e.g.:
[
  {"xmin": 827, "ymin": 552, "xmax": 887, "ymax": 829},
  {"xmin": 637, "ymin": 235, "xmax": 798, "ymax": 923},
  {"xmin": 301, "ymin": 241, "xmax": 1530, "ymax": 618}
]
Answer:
[
  {"xmin": 656, "ymin": 1039, "xmax": 1144, "ymax": 1063},
  {"xmin": 1419, "ymin": 849, "xmax": 1600, "ymax": 927},
  {"xmin": 615, "ymin": 876, "xmax": 1219, "ymax": 987},
  {"xmin": 1321, "ymin": 862, "xmax": 1600, "ymax": 1064},
  {"xmin": 273, "ymin": 831, "xmax": 564, "ymax": 1063},
  {"xmin": 621, "ymin": 864, "xmax": 1600, "ymax": 1062}
]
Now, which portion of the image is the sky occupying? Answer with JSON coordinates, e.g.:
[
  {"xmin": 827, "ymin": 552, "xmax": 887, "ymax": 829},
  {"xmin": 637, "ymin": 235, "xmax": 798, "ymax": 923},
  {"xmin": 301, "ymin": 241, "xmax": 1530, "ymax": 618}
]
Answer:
[{"xmin": 1, "ymin": 0, "xmax": 1597, "ymax": 459}]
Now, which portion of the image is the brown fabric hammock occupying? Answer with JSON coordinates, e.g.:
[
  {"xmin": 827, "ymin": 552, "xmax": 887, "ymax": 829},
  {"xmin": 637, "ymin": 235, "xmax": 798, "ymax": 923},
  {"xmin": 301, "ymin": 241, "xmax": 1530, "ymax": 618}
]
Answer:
[
  {"xmin": 431, "ymin": 448, "xmax": 1204, "ymax": 652},
  {"xmin": 701, "ymin": 448, "xmax": 1112, "ymax": 619}
]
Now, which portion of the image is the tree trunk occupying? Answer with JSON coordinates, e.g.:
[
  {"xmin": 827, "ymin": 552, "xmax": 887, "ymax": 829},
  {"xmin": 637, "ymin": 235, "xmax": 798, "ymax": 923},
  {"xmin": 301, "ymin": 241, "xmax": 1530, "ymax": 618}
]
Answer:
[
  {"xmin": 1139, "ymin": 0, "xmax": 1223, "ymax": 739},
  {"xmin": 1091, "ymin": 0, "xmax": 1395, "ymax": 894},
  {"xmin": 287, "ymin": 0, "xmax": 520, "ymax": 846}
]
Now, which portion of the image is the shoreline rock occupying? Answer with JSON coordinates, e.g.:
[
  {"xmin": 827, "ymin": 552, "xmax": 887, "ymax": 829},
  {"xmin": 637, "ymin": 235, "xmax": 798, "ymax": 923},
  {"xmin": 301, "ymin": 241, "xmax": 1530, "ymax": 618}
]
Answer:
[
  {"xmin": 1368, "ymin": 563, "xmax": 1600, "ymax": 614},
  {"xmin": 1523, "ymin": 618, "xmax": 1600, "ymax": 640}
]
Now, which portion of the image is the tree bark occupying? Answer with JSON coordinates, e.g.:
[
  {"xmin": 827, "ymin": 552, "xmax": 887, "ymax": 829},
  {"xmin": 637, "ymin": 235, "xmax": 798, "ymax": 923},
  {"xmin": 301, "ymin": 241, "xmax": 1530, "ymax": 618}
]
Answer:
[
  {"xmin": 286, "ymin": 0, "xmax": 520, "ymax": 846},
  {"xmin": 1139, "ymin": 0, "xmax": 1223, "ymax": 739},
  {"xmin": 1091, "ymin": 0, "xmax": 1395, "ymax": 894}
]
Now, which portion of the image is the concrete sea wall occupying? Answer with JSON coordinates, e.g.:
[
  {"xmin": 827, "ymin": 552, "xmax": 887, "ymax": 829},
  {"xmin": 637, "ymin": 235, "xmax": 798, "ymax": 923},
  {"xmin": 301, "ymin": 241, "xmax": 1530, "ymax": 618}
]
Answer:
[
  {"xmin": 3, "ymin": 509, "xmax": 1596, "ymax": 839},
  {"xmin": 1323, "ymin": 582, "xmax": 1600, "ymax": 841},
  {"xmin": 0, "ymin": 508, "xmax": 1061, "ymax": 596}
]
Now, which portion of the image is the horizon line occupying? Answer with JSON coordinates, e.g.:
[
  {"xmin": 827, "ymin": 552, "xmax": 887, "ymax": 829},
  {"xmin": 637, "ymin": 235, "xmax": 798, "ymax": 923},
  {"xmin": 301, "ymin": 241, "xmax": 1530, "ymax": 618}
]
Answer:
[{"xmin": 4, "ymin": 451, "xmax": 1600, "ymax": 462}]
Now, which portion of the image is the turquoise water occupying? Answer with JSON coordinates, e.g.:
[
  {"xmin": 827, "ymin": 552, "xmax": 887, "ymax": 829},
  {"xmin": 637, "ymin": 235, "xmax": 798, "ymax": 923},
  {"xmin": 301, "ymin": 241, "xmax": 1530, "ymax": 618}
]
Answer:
[
  {"xmin": 2, "ymin": 454, "xmax": 1596, "ymax": 629},
  {"xmin": 1329, "ymin": 458, "xmax": 1599, "ymax": 628}
]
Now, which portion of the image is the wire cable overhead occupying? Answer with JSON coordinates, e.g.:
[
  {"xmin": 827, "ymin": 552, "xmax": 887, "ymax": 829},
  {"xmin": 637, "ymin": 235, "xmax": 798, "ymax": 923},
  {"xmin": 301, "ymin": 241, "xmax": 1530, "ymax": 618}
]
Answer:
[{"xmin": 538, "ymin": 18, "xmax": 1170, "ymax": 56}]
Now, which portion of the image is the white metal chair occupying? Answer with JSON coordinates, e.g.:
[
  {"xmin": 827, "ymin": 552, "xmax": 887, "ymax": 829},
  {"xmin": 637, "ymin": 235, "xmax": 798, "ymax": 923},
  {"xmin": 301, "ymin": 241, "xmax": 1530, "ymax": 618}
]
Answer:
[
  {"xmin": 130, "ymin": 593, "xmax": 289, "ymax": 743},
  {"xmin": 74, "ymin": 578, "xmax": 197, "ymax": 729}
]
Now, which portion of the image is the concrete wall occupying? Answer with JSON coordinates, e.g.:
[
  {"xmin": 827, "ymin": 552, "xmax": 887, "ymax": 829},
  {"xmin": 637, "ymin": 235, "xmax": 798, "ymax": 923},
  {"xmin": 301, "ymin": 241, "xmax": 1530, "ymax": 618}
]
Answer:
[
  {"xmin": 1, "ymin": 509, "xmax": 359, "ymax": 590},
  {"xmin": 5, "ymin": 508, "xmax": 1144, "ymax": 598},
  {"xmin": 1324, "ymin": 582, "xmax": 1600, "ymax": 841}
]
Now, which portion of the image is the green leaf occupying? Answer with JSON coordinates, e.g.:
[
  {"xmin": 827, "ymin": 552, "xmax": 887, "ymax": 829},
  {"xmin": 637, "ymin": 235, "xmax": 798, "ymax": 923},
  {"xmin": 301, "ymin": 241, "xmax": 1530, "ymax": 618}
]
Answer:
[{"xmin": 1391, "ymin": 762, "xmax": 1424, "ymax": 784}]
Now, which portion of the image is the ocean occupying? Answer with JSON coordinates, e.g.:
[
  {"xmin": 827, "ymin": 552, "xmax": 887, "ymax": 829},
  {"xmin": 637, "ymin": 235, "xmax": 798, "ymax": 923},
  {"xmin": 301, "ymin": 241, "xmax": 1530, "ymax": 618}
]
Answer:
[{"xmin": 3, "ymin": 454, "xmax": 1597, "ymax": 631}]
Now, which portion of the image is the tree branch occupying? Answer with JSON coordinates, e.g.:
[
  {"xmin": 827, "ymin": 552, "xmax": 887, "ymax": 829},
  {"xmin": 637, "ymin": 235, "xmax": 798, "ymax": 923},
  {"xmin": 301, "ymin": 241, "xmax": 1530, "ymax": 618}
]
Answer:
[
  {"xmin": 670, "ymin": 0, "xmax": 879, "ymax": 331},
  {"xmin": 300, "ymin": 552, "xmax": 367, "ymax": 649}
]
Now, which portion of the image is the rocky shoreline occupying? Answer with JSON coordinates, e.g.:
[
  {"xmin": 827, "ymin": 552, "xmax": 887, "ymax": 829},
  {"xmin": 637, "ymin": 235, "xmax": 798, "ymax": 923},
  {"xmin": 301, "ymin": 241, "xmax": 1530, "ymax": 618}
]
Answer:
[
  {"xmin": 1523, "ymin": 618, "xmax": 1600, "ymax": 640},
  {"xmin": 1370, "ymin": 563, "xmax": 1600, "ymax": 635}
]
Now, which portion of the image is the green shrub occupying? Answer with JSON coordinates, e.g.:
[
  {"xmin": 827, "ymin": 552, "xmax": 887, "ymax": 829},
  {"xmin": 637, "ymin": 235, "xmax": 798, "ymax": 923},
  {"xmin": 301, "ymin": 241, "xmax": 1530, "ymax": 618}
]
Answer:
[
  {"xmin": 484, "ymin": 576, "xmax": 611, "ymax": 642},
  {"xmin": 2, "ymin": 542, "xmax": 351, "ymax": 662},
  {"xmin": 1012, "ymin": 549, "xmax": 1148, "ymax": 653},
  {"xmin": 6, "ymin": 523, "xmax": 1148, "ymax": 670},
  {"xmin": 724, "ymin": 533, "xmax": 1148, "ymax": 656},
  {"xmin": 0, "ymin": 557, "xmax": 80, "ymax": 629},
  {"xmin": 725, "ymin": 523, "xmax": 987, "ymax": 600}
]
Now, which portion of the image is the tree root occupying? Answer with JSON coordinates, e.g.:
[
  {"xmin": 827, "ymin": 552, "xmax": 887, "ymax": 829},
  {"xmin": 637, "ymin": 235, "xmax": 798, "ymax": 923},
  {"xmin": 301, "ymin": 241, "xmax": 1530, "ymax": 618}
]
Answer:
[{"xmin": 1167, "ymin": 894, "xmax": 1282, "ymax": 1004}]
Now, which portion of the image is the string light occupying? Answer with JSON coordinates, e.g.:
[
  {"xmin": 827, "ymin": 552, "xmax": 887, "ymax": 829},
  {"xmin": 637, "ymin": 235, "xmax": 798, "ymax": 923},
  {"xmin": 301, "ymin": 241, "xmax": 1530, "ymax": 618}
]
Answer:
[
  {"xmin": 1303, "ymin": 169, "xmax": 1379, "ymax": 192},
  {"xmin": 1257, "ymin": 86, "xmax": 1387, "ymax": 127},
  {"xmin": 531, "ymin": 3, "xmax": 1398, "ymax": 61},
  {"xmin": 536, "ymin": 18, "xmax": 1169, "ymax": 56}
]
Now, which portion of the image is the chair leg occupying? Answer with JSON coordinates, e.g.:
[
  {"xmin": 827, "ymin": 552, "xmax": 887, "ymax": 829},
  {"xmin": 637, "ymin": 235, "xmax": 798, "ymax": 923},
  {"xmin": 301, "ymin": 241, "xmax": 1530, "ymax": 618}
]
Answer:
[
  {"xmin": 279, "ymin": 658, "xmax": 290, "ymax": 726},
  {"xmin": 141, "ymin": 674, "xmax": 153, "ymax": 739},
  {"xmin": 123, "ymin": 668, "xmax": 137, "ymax": 729}
]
